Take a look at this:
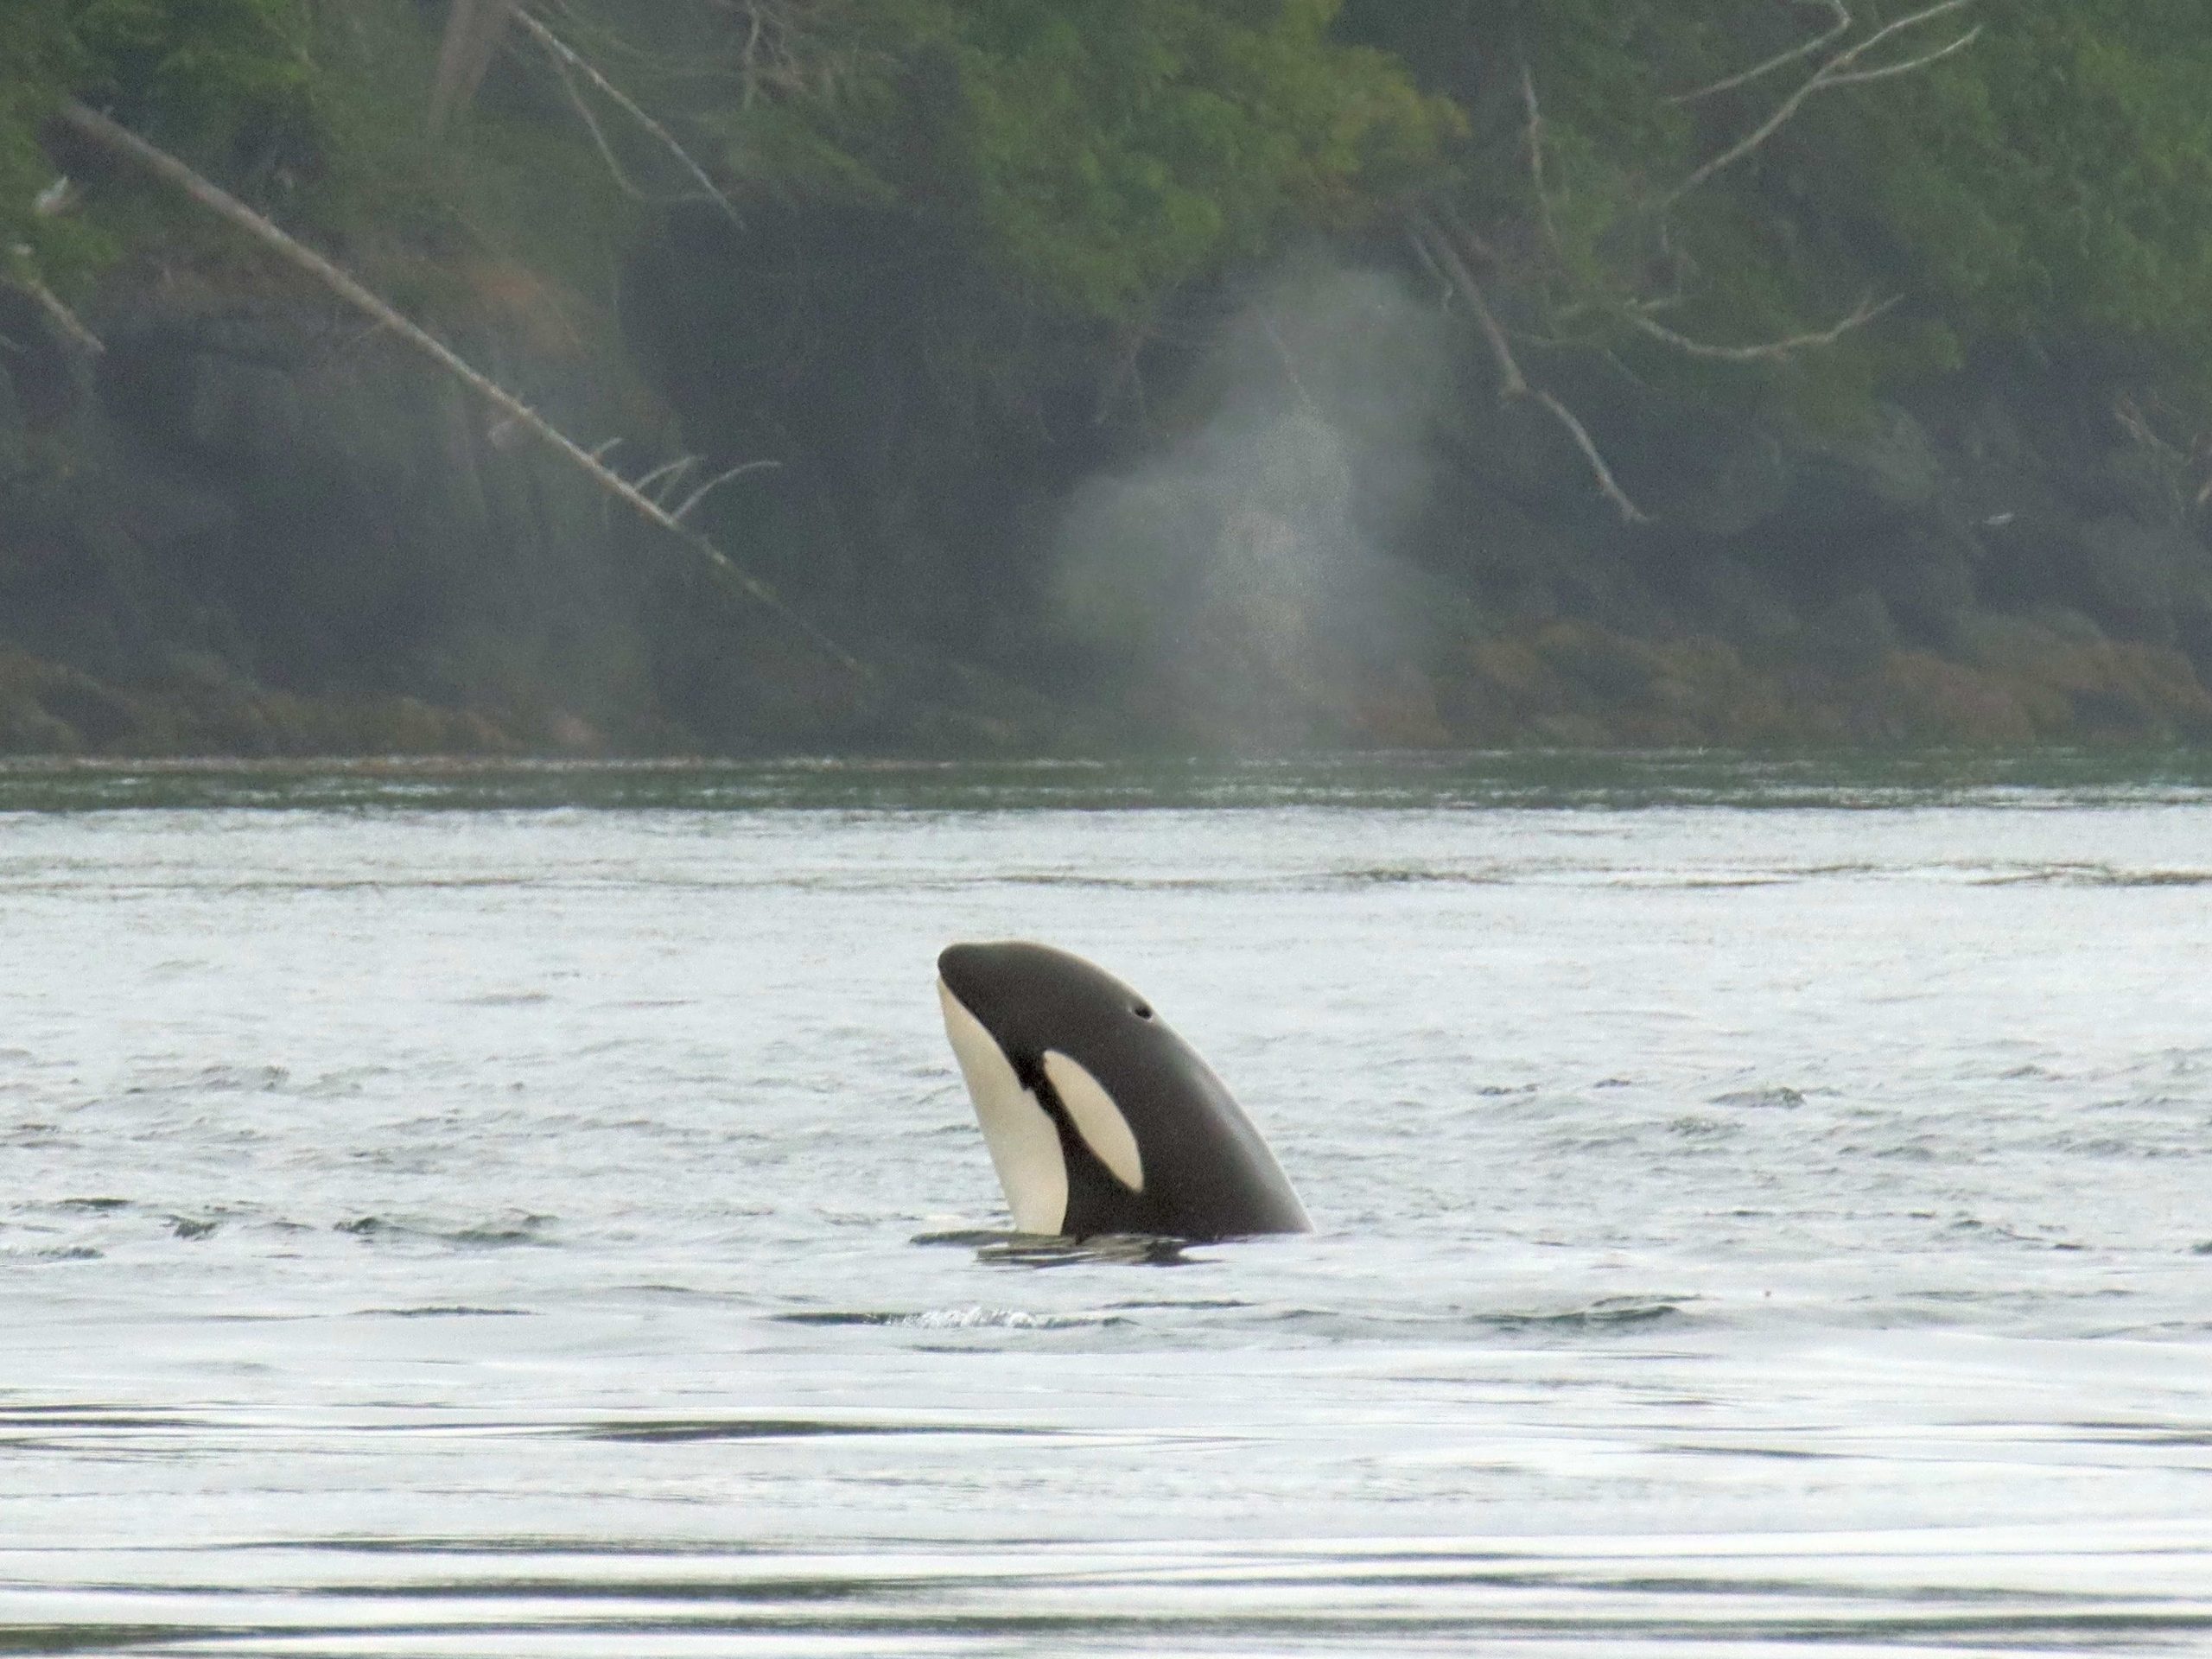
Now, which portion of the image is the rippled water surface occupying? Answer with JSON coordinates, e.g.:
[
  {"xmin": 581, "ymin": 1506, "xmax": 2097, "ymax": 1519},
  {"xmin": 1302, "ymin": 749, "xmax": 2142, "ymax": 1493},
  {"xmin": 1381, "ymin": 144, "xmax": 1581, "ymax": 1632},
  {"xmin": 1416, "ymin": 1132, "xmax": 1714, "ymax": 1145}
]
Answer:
[{"xmin": 3, "ymin": 753, "xmax": 2210, "ymax": 1656}]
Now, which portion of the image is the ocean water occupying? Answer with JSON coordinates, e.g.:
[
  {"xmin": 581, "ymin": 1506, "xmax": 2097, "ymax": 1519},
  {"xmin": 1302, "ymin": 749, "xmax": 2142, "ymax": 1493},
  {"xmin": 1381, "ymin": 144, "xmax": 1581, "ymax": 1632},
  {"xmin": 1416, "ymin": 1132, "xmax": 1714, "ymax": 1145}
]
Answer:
[{"xmin": 3, "ymin": 753, "xmax": 2210, "ymax": 1656}]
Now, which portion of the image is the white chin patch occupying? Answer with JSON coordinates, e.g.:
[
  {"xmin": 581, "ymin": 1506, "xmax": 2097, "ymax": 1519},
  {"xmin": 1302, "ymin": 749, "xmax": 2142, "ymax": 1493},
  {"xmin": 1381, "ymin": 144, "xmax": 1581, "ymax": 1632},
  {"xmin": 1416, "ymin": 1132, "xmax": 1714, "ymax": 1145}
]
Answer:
[
  {"xmin": 938, "ymin": 980, "xmax": 1067, "ymax": 1235},
  {"xmin": 1041, "ymin": 1050, "xmax": 1145, "ymax": 1193}
]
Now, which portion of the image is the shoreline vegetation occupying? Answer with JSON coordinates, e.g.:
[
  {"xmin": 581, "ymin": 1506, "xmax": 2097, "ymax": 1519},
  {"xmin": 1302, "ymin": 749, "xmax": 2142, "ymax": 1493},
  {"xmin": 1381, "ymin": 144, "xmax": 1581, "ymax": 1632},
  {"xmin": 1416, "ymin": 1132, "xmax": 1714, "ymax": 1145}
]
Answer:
[{"xmin": 7, "ymin": 2, "xmax": 2212, "ymax": 756}]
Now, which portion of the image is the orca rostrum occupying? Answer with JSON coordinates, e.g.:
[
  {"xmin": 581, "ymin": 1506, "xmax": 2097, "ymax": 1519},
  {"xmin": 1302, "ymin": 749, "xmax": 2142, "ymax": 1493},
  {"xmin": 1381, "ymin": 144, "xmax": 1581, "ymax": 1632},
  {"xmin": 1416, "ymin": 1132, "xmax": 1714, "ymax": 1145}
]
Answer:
[{"xmin": 936, "ymin": 941, "xmax": 1312, "ymax": 1240}]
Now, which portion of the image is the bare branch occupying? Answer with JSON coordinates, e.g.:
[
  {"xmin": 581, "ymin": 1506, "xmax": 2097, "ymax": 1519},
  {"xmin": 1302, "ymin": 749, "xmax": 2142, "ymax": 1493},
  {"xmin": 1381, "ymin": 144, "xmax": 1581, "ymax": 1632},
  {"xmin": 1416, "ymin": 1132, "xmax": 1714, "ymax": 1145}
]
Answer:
[
  {"xmin": 1534, "ymin": 391, "xmax": 1650, "ymax": 524},
  {"xmin": 1626, "ymin": 292, "xmax": 1900, "ymax": 360},
  {"xmin": 1411, "ymin": 213, "xmax": 1651, "ymax": 524},
  {"xmin": 34, "ymin": 175, "xmax": 81, "ymax": 217},
  {"xmin": 56, "ymin": 99, "xmax": 863, "ymax": 677},
  {"xmin": 1091, "ymin": 324, "xmax": 1152, "ymax": 426},
  {"xmin": 1259, "ymin": 317, "xmax": 1325, "ymax": 419},
  {"xmin": 1824, "ymin": 24, "xmax": 1984, "ymax": 86},
  {"xmin": 1665, "ymin": 0, "xmax": 1979, "ymax": 210},
  {"xmin": 672, "ymin": 458, "xmax": 779, "ymax": 523},
  {"xmin": 741, "ymin": 4, "xmax": 766, "ymax": 108},
  {"xmin": 1520, "ymin": 63, "xmax": 1560, "ymax": 255},
  {"xmin": 1411, "ymin": 212, "xmax": 1525, "ymax": 398},
  {"xmin": 634, "ymin": 454, "xmax": 698, "ymax": 500},
  {"xmin": 1406, "ymin": 226, "xmax": 1456, "ymax": 311},
  {"xmin": 515, "ymin": 10, "xmax": 745, "ymax": 229},
  {"xmin": 1670, "ymin": 0, "xmax": 1852, "ymax": 104},
  {"xmin": 28, "ymin": 278, "xmax": 104, "ymax": 356},
  {"xmin": 543, "ymin": 50, "xmax": 663, "ymax": 208},
  {"xmin": 6, "ymin": 251, "xmax": 105, "ymax": 356}
]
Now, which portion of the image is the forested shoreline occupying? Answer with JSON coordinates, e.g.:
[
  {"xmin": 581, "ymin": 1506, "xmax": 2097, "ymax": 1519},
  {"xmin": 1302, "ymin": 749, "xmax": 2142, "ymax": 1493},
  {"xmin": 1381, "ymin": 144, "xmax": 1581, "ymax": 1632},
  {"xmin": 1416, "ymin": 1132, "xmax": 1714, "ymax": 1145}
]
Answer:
[{"xmin": 6, "ymin": 0, "xmax": 2212, "ymax": 754}]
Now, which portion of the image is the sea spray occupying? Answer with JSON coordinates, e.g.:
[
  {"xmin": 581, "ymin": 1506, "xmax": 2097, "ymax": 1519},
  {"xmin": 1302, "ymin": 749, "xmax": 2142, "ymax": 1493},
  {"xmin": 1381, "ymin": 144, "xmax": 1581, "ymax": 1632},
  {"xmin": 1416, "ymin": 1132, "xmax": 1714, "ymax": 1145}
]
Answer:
[{"xmin": 1052, "ymin": 256, "xmax": 1453, "ymax": 747}]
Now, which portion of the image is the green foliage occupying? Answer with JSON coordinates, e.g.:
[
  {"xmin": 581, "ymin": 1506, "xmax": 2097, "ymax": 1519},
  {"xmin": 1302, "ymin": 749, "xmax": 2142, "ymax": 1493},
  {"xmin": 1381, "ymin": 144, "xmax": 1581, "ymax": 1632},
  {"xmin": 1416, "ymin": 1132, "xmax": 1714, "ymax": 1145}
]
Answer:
[
  {"xmin": 2, "ymin": 0, "xmax": 308, "ymax": 291},
  {"xmin": 1837, "ymin": 1, "xmax": 2212, "ymax": 368},
  {"xmin": 1, "ymin": 6, "xmax": 95, "ymax": 283},
  {"xmin": 696, "ymin": 0, "xmax": 1459, "ymax": 320},
  {"xmin": 19, "ymin": 0, "xmax": 2212, "ymax": 404},
  {"xmin": 1347, "ymin": 0, "xmax": 2212, "ymax": 399},
  {"xmin": 290, "ymin": 5, "xmax": 644, "ymax": 315},
  {"xmin": 67, "ymin": 0, "xmax": 308, "ymax": 135},
  {"xmin": 927, "ymin": 0, "xmax": 1452, "ymax": 316}
]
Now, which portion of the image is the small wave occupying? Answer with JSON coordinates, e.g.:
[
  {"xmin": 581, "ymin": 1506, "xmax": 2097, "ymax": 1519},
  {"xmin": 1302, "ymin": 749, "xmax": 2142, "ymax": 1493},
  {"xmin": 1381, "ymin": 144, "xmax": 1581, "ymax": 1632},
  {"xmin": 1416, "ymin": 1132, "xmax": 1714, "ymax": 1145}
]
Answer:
[
  {"xmin": 996, "ymin": 872, "xmax": 1286, "ymax": 893},
  {"xmin": 1713, "ymin": 1085, "xmax": 1807, "ymax": 1109},
  {"xmin": 0, "ymin": 1406, "xmax": 202, "ymax": 1430},
  {"xmin": 1977, "ymin": 863, "xmax": 2212, "ymax": 888},
  {"xmin": 911, "ymin": 1230, "xmax": 1197, "ymax": 1267},
  {"xmin": 125, "ymin": 1063, "xmax": 289, "ymax": 1095},
  {"xmin": 1335, "ymin": 866, "xmax": 1509, "ymax": 887},
  {"xmin": 450, "ymin": 1218, "xmax": 557, "ymax": 1248},
  {"xmin": 1943, "ymin": 1217, "xmax": 2083, "ymax": 1249},
  {"xmin": 334, "ymin": 1213, "xmax": 556, "ymax": 1249},
  {"xmin": 1252, "ymin": 1298, "xmax": 1695, "ymax": 1342},
  {"xmin": 362, "ymin": 1305, "xmax": 531, "ymax": 1319},
  {"xmin": 993, "ymin": 1236, "xmax": 1196, "ymax": 1268},
  {"xmin": 1483, "ymin": 1296, "xmax": 1690, "ymax": 1332},
  {"xmin": 571, "ymin": 1415, "xmax": 1046, "ymax": 1442},
  {"xmin": 780, "ymin": 1306, "xmax": 1128, "ymax": 1332}
]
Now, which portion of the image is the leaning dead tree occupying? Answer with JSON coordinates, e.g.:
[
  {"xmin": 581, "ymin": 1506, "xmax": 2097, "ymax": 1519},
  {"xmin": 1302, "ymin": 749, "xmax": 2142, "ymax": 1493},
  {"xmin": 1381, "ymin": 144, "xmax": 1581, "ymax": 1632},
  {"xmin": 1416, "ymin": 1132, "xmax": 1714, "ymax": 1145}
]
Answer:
[
  {"xmin": 1419, "ymin": 0, "xmax": 1981, "ymax": 524},
  {"xmin": 56, "ymin": 100, "xmax": 863, "ymax": 676}
]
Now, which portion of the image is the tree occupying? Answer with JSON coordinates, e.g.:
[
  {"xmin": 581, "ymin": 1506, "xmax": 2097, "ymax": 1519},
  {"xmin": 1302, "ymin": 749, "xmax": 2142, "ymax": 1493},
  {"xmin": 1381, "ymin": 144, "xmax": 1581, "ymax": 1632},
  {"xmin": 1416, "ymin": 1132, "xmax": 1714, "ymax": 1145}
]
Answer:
[
  {"xmin": 436, "ymin": 0, "xmax": 1454, "ymax": 323},
  {"xmin": 1353, "ymin": 0, "xmax": 2212, "ymax": 399},
  {"xmin": 2, "ymin": 0, "xmax": 308, "ymax": 298}
]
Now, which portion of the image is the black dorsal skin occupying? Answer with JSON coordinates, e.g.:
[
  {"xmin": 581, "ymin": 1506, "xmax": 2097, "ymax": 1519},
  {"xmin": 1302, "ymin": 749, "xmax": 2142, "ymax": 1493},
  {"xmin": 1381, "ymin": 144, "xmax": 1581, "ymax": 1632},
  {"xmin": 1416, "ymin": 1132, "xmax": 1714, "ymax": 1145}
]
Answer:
[{"xmin": 938, "ymin": 941, "xmax": 1312, "ymax": 1239}]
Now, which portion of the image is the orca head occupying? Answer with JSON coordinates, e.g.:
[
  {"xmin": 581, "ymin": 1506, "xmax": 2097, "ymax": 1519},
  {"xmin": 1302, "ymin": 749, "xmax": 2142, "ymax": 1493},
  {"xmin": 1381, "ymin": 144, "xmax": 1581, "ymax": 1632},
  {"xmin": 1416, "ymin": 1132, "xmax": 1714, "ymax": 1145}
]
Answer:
[
  {"xmin": 936, "ymin": 941, "xmax": 1157, "ymax": 1235},
  {"xmin": 938, "ymin": 941, "xmax": 1160, "ymax": 1045}
]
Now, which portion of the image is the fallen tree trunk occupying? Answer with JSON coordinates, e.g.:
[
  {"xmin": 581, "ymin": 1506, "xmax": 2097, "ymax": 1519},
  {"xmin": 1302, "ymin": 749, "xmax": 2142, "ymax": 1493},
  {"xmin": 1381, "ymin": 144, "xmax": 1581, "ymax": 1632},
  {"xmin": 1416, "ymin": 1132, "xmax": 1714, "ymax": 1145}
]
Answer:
[{"xmin": 58, "ymin": 99, "xmax": 865, "ymax": 679}]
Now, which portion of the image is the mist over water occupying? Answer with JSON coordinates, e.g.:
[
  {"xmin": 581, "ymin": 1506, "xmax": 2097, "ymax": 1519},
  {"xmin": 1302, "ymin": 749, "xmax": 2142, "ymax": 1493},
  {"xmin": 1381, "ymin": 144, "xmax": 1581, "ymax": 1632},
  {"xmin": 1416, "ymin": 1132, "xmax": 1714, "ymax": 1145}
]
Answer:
[
  {"xmin": 1053, "ymin": 260, "xmax": 1452, "ymax": 743},
  {"xmin": 3, "ymin": 755, "xmax": 2211, "ymax": 1656}
]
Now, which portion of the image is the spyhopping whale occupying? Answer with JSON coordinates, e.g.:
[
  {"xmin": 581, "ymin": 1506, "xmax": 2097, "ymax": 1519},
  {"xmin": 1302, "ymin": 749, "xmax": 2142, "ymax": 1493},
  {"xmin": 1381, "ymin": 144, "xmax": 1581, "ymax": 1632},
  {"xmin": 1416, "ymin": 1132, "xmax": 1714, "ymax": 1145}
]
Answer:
[{"xmin": 936, "ymin": 941, "xmax": 1311, "ymax": 1239}]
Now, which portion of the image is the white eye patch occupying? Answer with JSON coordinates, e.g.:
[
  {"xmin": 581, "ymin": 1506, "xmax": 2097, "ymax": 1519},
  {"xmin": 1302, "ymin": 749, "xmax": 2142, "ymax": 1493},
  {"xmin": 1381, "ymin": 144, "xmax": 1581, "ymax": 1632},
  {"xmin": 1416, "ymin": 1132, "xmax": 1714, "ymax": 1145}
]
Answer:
[
  {"xmin": 1041, "ymin": 1050, "xmax": 1145, "ymax": 1193},
  {"xmin": 938, "ymin": 981, "xmax": 1067, "ymax": 1234}
]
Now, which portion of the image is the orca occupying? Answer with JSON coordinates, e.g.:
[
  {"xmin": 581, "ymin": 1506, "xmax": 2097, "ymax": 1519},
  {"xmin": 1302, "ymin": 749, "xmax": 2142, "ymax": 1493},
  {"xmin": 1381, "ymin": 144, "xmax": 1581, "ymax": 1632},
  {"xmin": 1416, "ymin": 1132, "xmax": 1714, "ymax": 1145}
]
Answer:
[{"xmin": 935, "ymin": 941, "xmax": 1311, "ymax": 1239}]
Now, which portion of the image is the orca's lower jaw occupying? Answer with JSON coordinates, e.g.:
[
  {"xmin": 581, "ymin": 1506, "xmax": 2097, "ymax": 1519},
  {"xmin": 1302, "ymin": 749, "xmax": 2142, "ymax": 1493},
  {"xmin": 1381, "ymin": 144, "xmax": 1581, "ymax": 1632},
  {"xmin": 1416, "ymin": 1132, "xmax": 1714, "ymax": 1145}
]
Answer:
[{"xmin": 936, "ymin": 977, "xmax": 1069, "ymax": 1236}]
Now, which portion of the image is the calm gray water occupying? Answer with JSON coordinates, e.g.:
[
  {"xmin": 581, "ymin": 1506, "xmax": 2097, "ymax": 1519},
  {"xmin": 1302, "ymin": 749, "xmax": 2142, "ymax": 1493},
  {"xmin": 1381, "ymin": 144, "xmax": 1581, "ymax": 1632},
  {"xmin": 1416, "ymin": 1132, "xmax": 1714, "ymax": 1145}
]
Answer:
[{"xmin": 4, "ymin": 754, "xmax": 2211, "ymax": 1656}]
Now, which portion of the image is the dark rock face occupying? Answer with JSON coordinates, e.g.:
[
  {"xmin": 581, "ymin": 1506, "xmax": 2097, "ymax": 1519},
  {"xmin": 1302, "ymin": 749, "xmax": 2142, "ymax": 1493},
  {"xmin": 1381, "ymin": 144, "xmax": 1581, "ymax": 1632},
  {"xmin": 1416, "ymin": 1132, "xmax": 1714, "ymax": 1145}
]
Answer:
[
  {"xmin": 2, "ymin": 292, "xmax": 682, "ymax": 753},
  {"xmin": 7, "ymin": 257, "xmax": 2212, "ymax": 754},
  {"xmin": 0, "ymin": 365, "xmax": 24, "ymax": 481}
]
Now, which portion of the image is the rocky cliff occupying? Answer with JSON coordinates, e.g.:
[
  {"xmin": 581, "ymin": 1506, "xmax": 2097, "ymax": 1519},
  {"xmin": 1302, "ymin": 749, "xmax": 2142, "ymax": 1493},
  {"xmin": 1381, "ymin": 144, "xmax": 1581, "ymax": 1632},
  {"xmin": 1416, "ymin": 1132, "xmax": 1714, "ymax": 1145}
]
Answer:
[{"xmin": 5, "ymin": 258, "xmax": 2212, "ymax": 756}]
